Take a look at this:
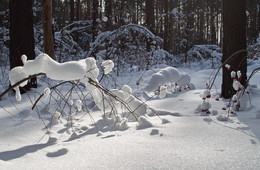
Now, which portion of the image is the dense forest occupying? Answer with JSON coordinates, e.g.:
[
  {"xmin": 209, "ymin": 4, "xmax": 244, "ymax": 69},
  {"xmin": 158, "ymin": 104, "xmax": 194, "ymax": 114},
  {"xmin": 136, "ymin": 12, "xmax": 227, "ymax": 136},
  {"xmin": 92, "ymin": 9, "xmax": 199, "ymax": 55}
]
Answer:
[
  {"xmin": 0, "ymin": 0, "xmax": 259, "ymax": 61},
  {"xmin": 0, "ymin": 2, "xmax": 260, "ymax": 169},
  {"xmin": 0, "ymin": 0, "xmax": 259, "ymax": 95}
]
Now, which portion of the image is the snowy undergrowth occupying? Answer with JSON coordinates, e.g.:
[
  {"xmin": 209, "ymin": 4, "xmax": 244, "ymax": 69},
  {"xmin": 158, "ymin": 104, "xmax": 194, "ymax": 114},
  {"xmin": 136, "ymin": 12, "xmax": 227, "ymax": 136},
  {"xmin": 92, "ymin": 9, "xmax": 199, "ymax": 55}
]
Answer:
[
  {"xmin": 3, "ymin": 53, "xmax": 185, "ymax": 141},
  {"xmin": 1, "ymin": 55, "xmax": 260, "ymax": 170}
]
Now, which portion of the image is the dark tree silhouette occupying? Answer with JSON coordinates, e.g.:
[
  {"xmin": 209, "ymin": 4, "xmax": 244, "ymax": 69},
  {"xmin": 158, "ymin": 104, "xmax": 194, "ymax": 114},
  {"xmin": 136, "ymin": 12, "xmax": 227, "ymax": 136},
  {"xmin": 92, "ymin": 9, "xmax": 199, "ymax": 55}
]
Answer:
[
  {"xmin": 9, "ymin": 0, "xmax": 37, "ymax": 92},
  {"xmin": 221, "ymin": 0, "xmax": 247, "ymax": 99}
]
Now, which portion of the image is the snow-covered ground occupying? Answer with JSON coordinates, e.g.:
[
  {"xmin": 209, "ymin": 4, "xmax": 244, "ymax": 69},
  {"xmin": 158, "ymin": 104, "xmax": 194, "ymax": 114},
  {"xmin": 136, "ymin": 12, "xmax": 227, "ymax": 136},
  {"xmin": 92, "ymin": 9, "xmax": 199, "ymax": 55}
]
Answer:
[{"xmin": 0, "ymin": 59, "xmax": 260, "ymax": 170}]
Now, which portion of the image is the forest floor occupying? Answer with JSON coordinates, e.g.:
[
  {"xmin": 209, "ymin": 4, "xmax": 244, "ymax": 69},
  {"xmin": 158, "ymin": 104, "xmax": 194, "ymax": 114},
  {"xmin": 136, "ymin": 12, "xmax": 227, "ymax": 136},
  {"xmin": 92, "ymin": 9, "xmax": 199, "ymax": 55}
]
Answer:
[{"xmin": 0, "ymin": 61, "xmax": 260, "ymax": 170}]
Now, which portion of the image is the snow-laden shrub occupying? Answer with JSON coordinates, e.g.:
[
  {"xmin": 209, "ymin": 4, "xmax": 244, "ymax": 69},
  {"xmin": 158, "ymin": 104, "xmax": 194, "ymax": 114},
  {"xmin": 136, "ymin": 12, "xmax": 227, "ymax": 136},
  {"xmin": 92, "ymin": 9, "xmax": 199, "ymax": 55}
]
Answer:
[
  {"xmin": 144, "ymin": 67, "xmax": 193, "ymax": 96},
  {"xmin": 186, "ymin": 45, "xmax": 222, "ymax": 68},
  {"xmin": 34, "ymin": 20, "xmax": 94, "ymax": 63},
  {"xmin": 9, "ymin": 53, "xmax": 99, "ymax": 101},
  {"xmin": 248, "ymin": 33, "xmax": 260, "ymax": 60},
  {"xmin": 6, "ymin": 54, "xmax": 174, "ymax": 135},
  {"xmin": 87, "ymin": 24, "xmax": 164, "ymax": 74}
]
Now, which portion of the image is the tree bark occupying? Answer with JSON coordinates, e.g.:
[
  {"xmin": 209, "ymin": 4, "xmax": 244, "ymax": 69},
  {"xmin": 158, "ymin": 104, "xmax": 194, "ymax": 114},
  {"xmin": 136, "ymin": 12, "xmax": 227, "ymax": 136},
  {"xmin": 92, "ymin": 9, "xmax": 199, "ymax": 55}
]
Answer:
[
  {"xmin": 41, "ymin": 0, "xmax": 56, "ymax": 60},
  {"xmin": 70, "ymin": 0, "xmax": 75, "ymax": 22},
  {"xmin": 92, "ymin": 0, "xmax": 99, "ymax": 42},
  {"xmin": 145, "ymin": 0, "xmax": 155, "ymax": 33},
  {"xmin": 105, "ymin": 0, "xmax": 112, "ymax": 31},
  {"xmin": 221, "ymin": 0, "xmax": 247, "ymax": 99},
  {"xmin": 76, "ymin": 0, "xmax": 80, "ymax": 20},
  {"xmin": 9, "ymin": 0, "xmax": 37, "ymax": 92},
  {"xmin": 163, "ymin": 0, "xmax": 169, "ymax": 51}
]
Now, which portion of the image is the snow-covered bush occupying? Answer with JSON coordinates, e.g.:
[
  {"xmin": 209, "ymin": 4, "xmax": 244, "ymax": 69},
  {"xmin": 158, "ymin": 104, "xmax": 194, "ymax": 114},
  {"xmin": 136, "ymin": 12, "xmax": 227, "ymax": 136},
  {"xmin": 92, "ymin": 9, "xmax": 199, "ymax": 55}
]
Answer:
[
  {"xmin": 248, "ymin": 33, "xmax": 260, "ymax": 60},
  {"xmin": 221, "ymin": 65, "xmax": 251, "ymax": 115},
  {"xmin": 6, "ymin": 54, "xmax": 171, "ymax": 134},
  {"xmin": 34, "ymin": 20, "xmax": 94, "ymax": 63},
  {"xmin": 87, "ymin": 24, "xmax": 164, "ymax": 75},
  {"xmin": 186, "ymin": 45, "xmax": 222, "ymax": 68},
  {"xmin": 144, "ymin": 67, "xmax": 193, "ymax": 97}
]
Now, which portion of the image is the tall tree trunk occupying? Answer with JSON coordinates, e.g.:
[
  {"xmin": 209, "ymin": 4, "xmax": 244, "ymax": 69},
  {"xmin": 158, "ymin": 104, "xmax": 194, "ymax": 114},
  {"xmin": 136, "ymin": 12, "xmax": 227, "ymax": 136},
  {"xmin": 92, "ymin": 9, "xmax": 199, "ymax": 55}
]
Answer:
[
  {"xmin": 247, "ymin": 0, "xmax": 258, "ymax": 44},
  {"xmin": 70, "ymin": 0, "xmax": 74, "ymax": 22},
  {"xmin": 42, "ymin": 0, "xmax": 56, "ymax": 60},
  {"xmin": 163, "ymin": 0, "xmax": 169, "ymax": 51},
  {"xmin": 92, "ymin": 0, "xmax": 99, "ymax": 42},
  {"xmin": 105, "ymin": 0, "xmax": 112, "ymax": 31},
  {"xmin": 145, "ymin": 0, "xmax": 155, "ymax": 33},
  {"xmin": 76, "ymin": 0, "xmax": 80, "ymax": 20},
  {"xmin": 222, "ymin": 0, "xmax": 247, "ymax": 99},
  {"xmin": 210, "ymin": 15, "xmax": 216, "ymax": 44},
  {"xmin": 199, "ymin": 0, "xmax": 205, "ymax": 44},
  {"xmin": 131, "ymin": 0, "xmax": 137, "ymax": 24},
  {"xmin": 99, "ymin": 0, "xmax": 102, "ymax": 20},
  {"xmin": 9, "ymin": 0, "xmax": 37, "ymax": 91}
]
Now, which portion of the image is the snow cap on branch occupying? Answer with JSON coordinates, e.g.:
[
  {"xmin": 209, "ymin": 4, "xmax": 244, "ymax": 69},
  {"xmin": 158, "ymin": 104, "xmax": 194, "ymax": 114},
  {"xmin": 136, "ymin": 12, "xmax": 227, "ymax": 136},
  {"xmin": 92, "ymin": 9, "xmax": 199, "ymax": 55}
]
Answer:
[{"xmin": 101, "ymin": 60, "xmax": 114, "ymax": 74}]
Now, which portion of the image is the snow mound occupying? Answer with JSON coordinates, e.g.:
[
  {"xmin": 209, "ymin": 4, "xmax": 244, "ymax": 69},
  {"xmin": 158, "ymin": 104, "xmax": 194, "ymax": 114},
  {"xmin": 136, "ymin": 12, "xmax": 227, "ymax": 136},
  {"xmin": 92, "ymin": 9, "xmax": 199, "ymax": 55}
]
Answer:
[
  {"xmin": 161, "ymin": 118, "xmax": 171, "ymax": 124},
  {"xmin": 217, "ymin": 115, "xmax": 229, "ymax": 121},
  {"xmin": 116, "ymin": 118, "xmax": 130, "ymax": 131},
  {"xmin": 177, "ymin": 73, "xmax": 191, "ymax": 87},
  {"xmin": 136, "ymin": 116, "xmax": 154, "ymax": 129},
  {"xmin": 144, "ymin": 67, "xmax": 191, "ymax": 93}
]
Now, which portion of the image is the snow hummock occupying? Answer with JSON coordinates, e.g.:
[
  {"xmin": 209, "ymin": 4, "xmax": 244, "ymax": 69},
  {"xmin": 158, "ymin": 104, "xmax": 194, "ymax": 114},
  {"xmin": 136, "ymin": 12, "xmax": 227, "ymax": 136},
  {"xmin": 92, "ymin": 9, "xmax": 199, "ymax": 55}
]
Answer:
[{"xmin": 144, "ymin": 67, "xmax": 191, "ymax": 93}]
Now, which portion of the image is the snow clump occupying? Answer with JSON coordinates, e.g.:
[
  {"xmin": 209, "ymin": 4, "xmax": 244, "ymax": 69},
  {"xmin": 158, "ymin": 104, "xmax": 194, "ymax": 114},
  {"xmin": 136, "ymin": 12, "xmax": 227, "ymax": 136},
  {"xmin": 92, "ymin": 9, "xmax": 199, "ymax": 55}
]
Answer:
[
  {"xmin": 75, "ymin": 100, "xmax": 83, "ymax": 112},
  {"xmin": 101, "ymin": 60, "xmax": 114, "ymax": 74},
  {"xmin": 43, "ymin": 88, "xmax": 51, "ymax": 100},
  {"xmin": 159, "ymin": 86, "xmax": 167, "ymax": 98},
  {"xmin": 9, "ymin": 53, "xmax": 101, "ymax": 101}
]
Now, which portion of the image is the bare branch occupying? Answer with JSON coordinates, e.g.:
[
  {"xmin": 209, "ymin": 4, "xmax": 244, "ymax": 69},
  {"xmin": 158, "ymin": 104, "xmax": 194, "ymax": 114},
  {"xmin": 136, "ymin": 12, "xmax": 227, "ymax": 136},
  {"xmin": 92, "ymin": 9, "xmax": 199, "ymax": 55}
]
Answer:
[{"xmin": 0, "ymin": 73, "xmax": 46, "ymax": 101}]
